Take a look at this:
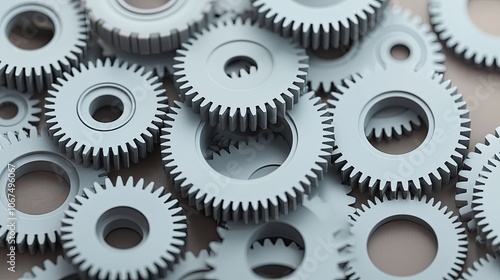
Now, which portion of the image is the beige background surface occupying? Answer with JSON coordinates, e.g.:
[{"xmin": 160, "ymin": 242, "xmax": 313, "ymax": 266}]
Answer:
[{"xmin": 1, "ymin": 0, "xmax": 500, "ymax": 278}]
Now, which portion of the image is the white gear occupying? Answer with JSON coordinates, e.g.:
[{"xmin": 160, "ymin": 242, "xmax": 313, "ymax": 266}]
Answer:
[
  {"xmin": 461, "ymin": 254, "xmax": 500, "ymax": 280},
  {"xmin": 20, "ymin": 256, "xmax": 79, "ymax": 279}
]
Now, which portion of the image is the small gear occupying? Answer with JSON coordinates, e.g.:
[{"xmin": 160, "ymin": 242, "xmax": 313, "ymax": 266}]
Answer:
[
  {"xmin": 162, "ymin": 250, "xmax": 211, "ymax": 280},
  {"xmin": 253, "ymin": 0, "xmax": 388, "ymax": 50},
  {"xmin": 461, "ymin": 254, "xmax": 500, "ymax": 280},
  {"xmin": 329, "ymin": 66, "xmax": 470, "ymax": 197},
  {"xmin": 365, "ymin": 107, "xmax": 421, "ymax": 142},
  {"xmin": 45, "ymin": 59, "xmax": 168, "ymax": 171},
  {"xmin": 61, "ymin": 177, "xmax": 187, "ymax": 280},
  {"xmin": 0, "ymin": 128, "xmax": 106, "ymax": 254},
  {"xmin": 429, "ymin": 0, "xmax": 500, "ymax": 70},
  {"xmin": 214, "ymin": 0, "xmax": 255, "ymax": 21},
  {"xmin": 174, "ymin": 18, "xmax": 308, "ymax": 131},
  {"xmin": 249, "ymin": 238, "xmax": 303, "ymax": 274},
  {"xmin": 84, "ymin": 0, "xmax": 214, "ymax": 55},
  {"xmin": 20, "ymin": 255, "xmax": 79, "ymax": 279},
  {"xmin": 347, "ymin": 195, "xmax": 467, "ymax": 280},
  {"xmin": 162, "ymin": 91, "xmax": 334, "ymax": 223},
  {"xmin": 0, "ymin": 87, "xmax": 41, "ymax": 136}
]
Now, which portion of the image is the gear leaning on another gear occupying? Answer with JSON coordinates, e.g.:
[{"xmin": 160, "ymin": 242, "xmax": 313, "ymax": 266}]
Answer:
[
  {"xmin": 45, "ymin": 59, "xmax": 168, "ymax": 171},
  {"xmin": 20, "ymin": 255, "xmax": 79, "ymax": 280},
  {"xmin": 0, "ymin": 0, "xmax": 89, "ymax": 93},
  {"xmin": 84, "ymin": 0, "xmax": 214, "ymax": 55},
  {"xmin": 253, "ymin": 0, "xmax": 389, "ymax": 50},
  {"xmin": 329, "ymin": 66, "xmax": 470, "ymax": 197},
  {"xmin": 161, "ymin": 250, "xmax": 211, "ymax": 280},
  {"xmin": 174, "ymin": 18, "xmax": 308, "ymax": 132},
  {"xmin": 0, "ymin": 128, "xmax": 106, "ymax": 254},
  {"xmin": 429, "ymin": 0, "xmax": 500, "ymax": 70},
  {"xmin": 61, "ymin": 177, "xmax": 187, "ymax": 280},
  {"xmin": 461, "ymin": 254, "xmax": 500, "ymax": 280},
  {"xmin": 0, "ymin": 87, "xmax": 41, "ymax": 136},
  {"xmin": 348, "ymin": 195, "xmax": 468, "ymax": 280}
]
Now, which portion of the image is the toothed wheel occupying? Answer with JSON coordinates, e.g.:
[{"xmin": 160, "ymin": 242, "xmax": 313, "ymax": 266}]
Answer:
[
  {"xmin": 20, "ymin": 256, "xmax": 79, "ymax": 279},
  {"xmin": 461, "ymin": 254, "xmax": 500, "ymax": 280},
  {"xmin": 61, "ymin": 177, "xmax": 187, "ymax": 280},
  {"xmin": 174, "ymin": 18, "xmax": 308, "ymax": 132},
  {"xmin": 45, "ymin": 59, "xmax": 168, "ymax": 171},
  {"xmin": 162, "ymin": 250, "xmax": 211, "ymax": 280},
  {"xmin": 0, "ymin": 87, "xmax": 41, "ymax": 136}
]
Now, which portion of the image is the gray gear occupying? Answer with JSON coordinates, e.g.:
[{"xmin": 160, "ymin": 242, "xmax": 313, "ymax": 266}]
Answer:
[
  {"xmin": 249, "ymin": 238, "xmax": 303, "ymax": 273},
  {"xmin": 461, "ymin": 254, "xmax": 500, "ymax": 280},
  {"xmin": 174, "ymin": 18, "xmax": 308, "ymax": 132},
  {"xmin": 162, "ymin": 91, "xmax": 334, "ymax": 223},
  {"xmin": 0, "ymin": 87, "xmax": 41, "ymax": 135},
  {"xmin": 162, "ymin": 250, "xmax": 211, "ymax": 280},
  {"xmin": 348, "ymin": 195, "xmax": 468, "ymax": 280},
  {"xmin": 429, "ymin": 0, "xmax": 500, "ymax": 70},
  {"xmin": 84, "ymin": 0, "xmax": 214, "ymax": 55},
  {"xmin": 329, "ymin": 66, "xmax": 470, "ymax": 197},
  {"xmin": 0, "ymin": 0, "xmax": 88, "ymax": 93},
  {"xmin": 20, "ymin": 255, "xmax": 79, "ymax": 280},
  {"xmin": 0, "ymin": 128, "xmax": 106, "ymax": 254},
  {"xmin": 61, "ymin": 177, "xmax": 187, "ymax": 280},
  {"xmin": 45, "ymin": 59, "xmax": 168, "ymax": 171},
  {"xmin": 214, "ymin": 0, "xmax": 255, "ymax": 21},
  {"xmin": 253, "ymin": 0, "xmax": 388, "ymax": 50}
]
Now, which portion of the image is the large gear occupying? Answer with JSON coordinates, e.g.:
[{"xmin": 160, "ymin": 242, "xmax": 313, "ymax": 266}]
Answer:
[
  {"xmin": 174, "ymin": 18, "xmax": 308, "ymax": 131},
  {"xmin": 45, "ymin": 59, "xmax": 168, "ymax": 171},
  {"xmin": 329, "ymin": 66, "xmax": 470, "ymax": 197},
  {"xmin": 162, "ymin": 250, "xmax": 211, "ymax": 280},
  {"xmin": 20, "ymin": 255, "xmax": 79, "ymax": 279},
  {"xmin": 0, "ymin": 87, "xmax": 41, "ymax": 135},
  {"xmin": 61, "ymin": 177, "xmax": 187, "ymax": 280},
  {"xmin": 253, "ymin": 0, "xmax": 388, "ymax": 50},
  {"xmin": 0, "ymin": 128, "xmax": 106, "ymax": 254},
  {"xmin": 347, "ymin": 195, "xmax": 467, "ymax": 280},
  {"xmin": 84, "ymin": 0, "xmax": 214, "ymax": 55},
  {"xmin": 0, "ymin": 0, "xmax": 88, "ymax": 93},
  {"xmin": 461, "ymin": 254, "xmax": 500, "ymax": 280},
  {"xmin": 162, "ymin": 91, "xmax": 334, "ymax": 223},
  {"xmin": 429, "ymin": 0, "xmax": 500, "ymax": 70}
]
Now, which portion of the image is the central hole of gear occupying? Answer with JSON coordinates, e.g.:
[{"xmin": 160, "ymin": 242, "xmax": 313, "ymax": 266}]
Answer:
[
  {"xmin": 0, "ymin": 102, "xmax": 19, "ymax": 120},
  {"xmin": 370, "ymin": 123, "xmax": 428, "ymax": 155},
  {"xmin": 98, "ymin": 206, "xmax": 149, "ymax": 250},
  {"xmin": 311, "ymin": 45, "xmax": 351, "ymax": 60},
  {"xmin": 105, "ymin": 228, "xmax": 143, "ymax": 249},
  {"xmin": 469, "ymin": 0, "xmax": 500, "ymax": 36},
  {"xmin": 124, "ymin": 0, "xmax": 171, "ymax": 9},
  {"xmin": 7, "ymin": 11, "xmax": 55, "ymax": 50},
  {"xmin": 90, "ymin": 95, "xmax": 124, "ymax": 123},
  {"xmin": 224, "ymin": 56, "xmax": 258, "ymax": 78},
  {"xmin": 390, "ymin": 44, "xmax": 411, "ymax": 61},
  {"xmin": 368, "ymin": 219, "xmax": 437, "ymax": 276},
  {"xmin": 292, "ymin": 0, "xmax": 338, "ymax": 7}
]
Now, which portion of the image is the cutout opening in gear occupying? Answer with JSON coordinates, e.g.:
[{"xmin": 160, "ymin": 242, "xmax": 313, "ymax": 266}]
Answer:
[
  {"xmin": 224, "ymin": 56, "xmax": 259, "ymax": 78},
  {"xmin": 468, "ymin": 0, "xmax": 500, "ymax": 36},
  {"xmin": 97, "ymin": 206, "xmax": 149, "ymax": 250},
  {"xmin": 90, "ymin": 95, "xmax": 125, "ymax": 123},
  {"xmin": 7, "ymin": 11, "xmax": 55, "ymax": 50},
  {"xmin": 311, "ymin": 45, "xmax": 352, "ymax": 60},
  {"xmin": 123, "ymin": 0, "xmax": 171, "ymax": 10},
  {"xmin": 390, "ymin": 44, "xmax": 411, "ymax": 60},
  {"xmin": 0, "ymin": 101, "xmax": 19, "ymax": 120}
]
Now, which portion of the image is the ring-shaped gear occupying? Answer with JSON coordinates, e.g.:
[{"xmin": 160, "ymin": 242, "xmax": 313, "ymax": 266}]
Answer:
[
  {"xmin": 162, "ymin": 91, "xmax": 334, "ymax": 223},
  {"xmin": 0, "ymin": 128, "xmax": 106, "ymax": 254},
  {"xmin": 253, "ymin": 0, "xmax": 388, "ymax": 50},
  {"xmin": 329, "ymin": 66, "xmax": 470, "ymax": 197},
  {"xmin": 20, "ymin": 256, "xmax": 79, "ymax": 279},
  {"xmin": 0, "ymin": 0, "xmax": 88, "ymax": 93},
  {"xmin": 61, "ymin": 177, "xmax": 187, "ymax": 280},
  {"xmin": 429, "ymin": 0, "xmax": 500, "ymax": 70},
  {"xmin": 174, "ymin": 18, "xmax": 308, "ymax": 132},
  {"xmin": 461, "ymin": 254, "xmax": 500, "ymax": 280},
  {"xmin": 347, "ymin": 195, "xmax": 468, "ymax": 280},
  {"xmin": 84, "ymin": 0, "xmax": 214, "ymax": 55},
  {"xmin": 161, "ymin": 250, "xmax": 211, "ymax": 280},
  {"xmin": 0, "ymin": 87, "xmax": 41, "ymax": 136},
  {"xmin": 45, "ymin": 59, "xmax": 168, "ymax": 171}
]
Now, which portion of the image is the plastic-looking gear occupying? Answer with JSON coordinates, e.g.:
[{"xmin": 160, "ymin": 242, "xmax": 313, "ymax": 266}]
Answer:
[
  {"xmin": 20, "ymin": 256, "xmax": 79, "ymax": 279},
  {"xmin": 162, "ymin": 250, "xmax": 211, "ymax": 280},
  {"xmin": 84, "ymin": 0, "xmax": 214, "ymax": 55},
  {"xmin": 329, "ymin": 66, "xmax": 470, "ymax": 197},
  {"xmin": 348, "ymin": 195, "xmax": 467, "ymax": 280},
  {"xmin": 0, "ymin": 128, "xmax": 106, "ymax": 254},
  {"xmin": 45, "ymin": 59, "xmax": 168, "ymax": 171},
  {"xmin": 0, "ymin": 0, "xmax": 88, "ymax": 93},
  {"xmin": 461, "ymin": 255, "xmax": 500, "ymax": 280},
  {"xmin": 162, "ymin": 91, "xmax": 334, "ymax": 223},
  {"xmin": 0, "ymin": 87, "xmax": 41, "ymax": 135},
  {"xmin": 214, "ymin": 0, "xmax": 255, "ymax": 21},
  {"xmin": 429, "ymin": 0, "xmax": 500, "ymax": 70},
  {"xmin": 174, "ymin": 18, "xmax": 308, "ymax": 132},
  {"xmin": 253, "ymin": 0, "xmax": 388, "ymax": 50},
  {"xmin": 249, "ymin": 238, "xmax": 303, "ymax": 273},
  {"xmin": 61, "ymin": 177, "xmax": 187, "ymax": 280}
]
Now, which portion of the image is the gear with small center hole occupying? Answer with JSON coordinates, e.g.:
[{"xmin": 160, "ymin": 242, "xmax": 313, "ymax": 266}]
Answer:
[
  {"xmin": 461, "ymin": 254, "xmax": 500, "ymax": 280},
  {"xmin": 0, "ymin": 0, "xmax": 88, "ymax": 92},
  {"xmin": 0, "ymin": 87, "xmax": 41, "ymax": 136},
  {"xmin": 45, "ymin": 59, "xmax": 168, "ymax": 171},
  {"xmin": 174, "ymin": 18, "xmax": 308, "ymax": 131},
  {"xmin": 161, "ymin": 250, "xmax": 211, "ymax": 280},
  {"xmin": 61, "ymin": 177, "xmax": 187, "ymax": 280},
  {"xmin": 20, "ymin": 255, "xmax": 79, "ymax": 280}
]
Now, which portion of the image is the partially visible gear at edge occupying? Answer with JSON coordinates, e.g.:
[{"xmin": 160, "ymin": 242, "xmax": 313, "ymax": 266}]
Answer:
[{"xmin": 0, "ymin": 87, "xmax": 41, "ymax": 136}]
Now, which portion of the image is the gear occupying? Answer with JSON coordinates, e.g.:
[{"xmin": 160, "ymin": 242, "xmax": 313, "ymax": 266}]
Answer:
[
  {"xmin": 366, "ymin": 107, "xmax": 421, "ymax": 142},
  {"xmin": 84, "ymin": 0, "xmax": 214, "ymax": 55},
  {"xmin": 0, "ymin": 87, "xmax": 41, "ymax": 136},
  {"xmin": 162, "ymin": 91, "xmax": 334, "ymax": 223},
  {"xmin": 214, "ymin": 0, "xmax": 255, "ymax": 21},
  {"xmin": 0, "ymin": 0, "xmax": 88, "ymax": 93},
  {"xmin": 347, "ymin": 195, "xmax": 467, "ymax": 280},
  {"xmin": 253, "ymin": 0, "xmax": 388, "ymax": 50},
  {"xmin": 20, "ymin": 255, "xmax": 79, "ymax": 279},
  {"xmin": 0, "ymin": 128, "xmax": 106, "ymax": 254},
  {"xmin": 429, "ymin": 0, "xmax": 500, "ymax": 70},
  {"xmin": 461, "ymin": 254, "xmax": 500, "ymax": 280},
  {"xmin": 45, "ymin": 59, "xmax": 168, "ymax": 171},
  {"xmin": 162, "ymin": 250, "xmax": 211, "ymax": 280},
  {"xmin": 174, "ymin": 18, "xmax": 308, "ymax": 131},
  {"xmin": 61, "ymin": 177, "xmax": 187, "ymax": 280},
  {"xmin": 249, "ymin": 238, "xmax": 303, "ymax": 274},
  {"xmin": 329, "ymin": 66, "xmax": 470, "ymax": 197}
]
